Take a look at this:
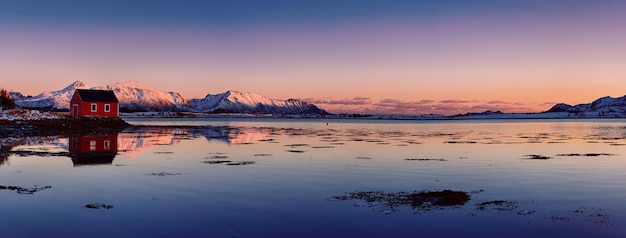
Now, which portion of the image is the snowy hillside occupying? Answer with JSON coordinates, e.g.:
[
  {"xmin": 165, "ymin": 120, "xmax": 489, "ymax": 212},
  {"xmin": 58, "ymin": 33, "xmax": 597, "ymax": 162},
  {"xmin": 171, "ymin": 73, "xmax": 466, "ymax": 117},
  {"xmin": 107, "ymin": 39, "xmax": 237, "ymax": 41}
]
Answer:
[
  {"xmin": 11, "ymin": 81, "xmax": 89, "ymax": 110},
  {"xmin": 546, "ymin": 95, "xmax": 626, "ymax": 117},
  {"xmin": 92, "ymin": 81, "xmax": 191, "ymax": 112},
  {"xmin": 188, "ymin": 90, "xmax": 328, "ymax": 115},
  {"xmin": 10, "ymin": 81, "xmax": 329, "ymax": 115}
]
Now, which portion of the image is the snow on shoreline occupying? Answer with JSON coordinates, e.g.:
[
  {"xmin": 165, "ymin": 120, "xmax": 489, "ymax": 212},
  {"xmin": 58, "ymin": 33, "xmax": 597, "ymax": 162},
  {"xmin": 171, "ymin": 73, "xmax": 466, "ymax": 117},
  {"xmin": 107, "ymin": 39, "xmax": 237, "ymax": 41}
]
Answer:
[{"xmin": 0, "ymin": 109, "xmax": 61, "ymax": 121}]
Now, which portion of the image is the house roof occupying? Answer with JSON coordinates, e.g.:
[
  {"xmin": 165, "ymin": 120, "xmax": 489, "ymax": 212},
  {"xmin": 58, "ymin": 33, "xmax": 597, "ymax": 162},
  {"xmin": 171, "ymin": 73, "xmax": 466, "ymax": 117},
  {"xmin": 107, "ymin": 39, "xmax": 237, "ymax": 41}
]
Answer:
[{"xmin": 75, "ymin": 89, "xmax": 119, "ymax": 103}]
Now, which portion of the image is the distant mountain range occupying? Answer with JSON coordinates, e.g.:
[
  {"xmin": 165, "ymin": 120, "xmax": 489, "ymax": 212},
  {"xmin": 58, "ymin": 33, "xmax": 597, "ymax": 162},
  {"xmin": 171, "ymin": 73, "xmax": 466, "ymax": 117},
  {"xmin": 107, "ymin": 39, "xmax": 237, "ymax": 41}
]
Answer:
[
  {"xmin": 449, "ymin": 95, "xmax": 626, "ymax": 119},
  {"xmin": 8, "ymin": 81, "xmax": 626, "ymax": 118},
  {"xmin": 10, "ymin": 81, "xmax": 328, "ymax": 115}
]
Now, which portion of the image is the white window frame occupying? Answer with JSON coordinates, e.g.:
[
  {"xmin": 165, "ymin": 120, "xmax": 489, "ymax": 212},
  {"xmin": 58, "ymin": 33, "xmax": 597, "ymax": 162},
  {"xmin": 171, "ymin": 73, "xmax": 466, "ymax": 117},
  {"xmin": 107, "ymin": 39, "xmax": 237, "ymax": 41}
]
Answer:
[
  {"xmin": 90, "ymin": 140, "xmax": 97, "ymax": 151},
  {"xmin": 105, "ymin": 104, "xmax": 111, "ymax": 112},
  {"xmin": 91, "ymin": 103, "xmax": 97, "ymax": 112},
  {"xmin": 104, "ymin": 140, "xmax": 111, "ymax": 150}
]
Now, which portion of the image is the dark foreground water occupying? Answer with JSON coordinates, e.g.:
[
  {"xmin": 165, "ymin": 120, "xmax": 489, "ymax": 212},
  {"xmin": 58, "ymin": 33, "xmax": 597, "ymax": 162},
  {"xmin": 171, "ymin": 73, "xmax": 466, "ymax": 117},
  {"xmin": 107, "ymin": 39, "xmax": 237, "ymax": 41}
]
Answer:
[{"xmin": 1, "ymin": 118, "xmax": 626, "ymax": 237}]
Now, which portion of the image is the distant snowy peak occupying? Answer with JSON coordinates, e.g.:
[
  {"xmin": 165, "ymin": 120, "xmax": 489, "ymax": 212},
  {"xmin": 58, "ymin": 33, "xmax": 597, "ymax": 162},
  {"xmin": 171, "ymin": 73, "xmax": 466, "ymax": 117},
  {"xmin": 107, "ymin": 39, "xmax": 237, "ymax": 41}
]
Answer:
[
  {"xmin": 189, "ymin": 90, "xmax": 328, "ymax": 115},
  {"xmin": 62, "ymin": 80, "xmax": 89, "ymax": 92},
  {"xmin": 548, "ymin": 95, "xmax": 626, "ymax": 115},
  {"xmin": 12, "ymin": 80, "xmax": 90, "ymax": 110},
  {"xmin": 93, "ymin": 81, "xmax": 190, "ymax": 111}
]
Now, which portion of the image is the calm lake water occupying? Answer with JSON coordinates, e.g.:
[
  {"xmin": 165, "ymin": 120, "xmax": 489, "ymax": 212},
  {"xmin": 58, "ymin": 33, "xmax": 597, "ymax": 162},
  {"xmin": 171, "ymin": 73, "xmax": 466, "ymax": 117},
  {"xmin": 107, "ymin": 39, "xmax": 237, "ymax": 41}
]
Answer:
[{"xmin": 1, "ymin": 118, "xmax": 626, "ymax": 237}]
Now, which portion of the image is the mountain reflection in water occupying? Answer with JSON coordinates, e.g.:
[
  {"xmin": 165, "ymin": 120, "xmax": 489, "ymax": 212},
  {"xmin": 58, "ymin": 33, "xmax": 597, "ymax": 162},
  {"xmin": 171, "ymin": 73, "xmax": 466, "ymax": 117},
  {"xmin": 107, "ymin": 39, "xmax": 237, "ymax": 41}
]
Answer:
[{"xmin": 0, "ymin": 125, "xmax": 304, "ymax": 166}]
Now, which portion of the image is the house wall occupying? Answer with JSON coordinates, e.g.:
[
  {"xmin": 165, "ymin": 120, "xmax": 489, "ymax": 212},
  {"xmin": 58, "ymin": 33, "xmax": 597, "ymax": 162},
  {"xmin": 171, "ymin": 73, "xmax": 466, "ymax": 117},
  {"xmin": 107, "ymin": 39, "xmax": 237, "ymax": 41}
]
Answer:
[
  {"xmin": 70, "ymin": 93, "xmax": 82, "ymax": 117},
  {"xmin": 79, "ymin": 102, "xmax": 119, "ymax": 117}
]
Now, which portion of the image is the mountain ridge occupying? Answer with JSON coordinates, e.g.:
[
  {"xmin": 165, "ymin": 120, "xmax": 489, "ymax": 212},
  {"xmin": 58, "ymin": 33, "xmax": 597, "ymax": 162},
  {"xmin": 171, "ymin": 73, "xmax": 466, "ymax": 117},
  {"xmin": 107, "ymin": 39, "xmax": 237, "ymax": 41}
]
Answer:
[
  {"xmin": 188, "ymin": 90, "xmax": 326, "ymax": 115},
  {"xmin": 546, "ymin": 94, "xmax": 626, "ymax": 115},
  {"xmin": 10, "ymin": 81, "xmax": 329, "ymax": 115}
]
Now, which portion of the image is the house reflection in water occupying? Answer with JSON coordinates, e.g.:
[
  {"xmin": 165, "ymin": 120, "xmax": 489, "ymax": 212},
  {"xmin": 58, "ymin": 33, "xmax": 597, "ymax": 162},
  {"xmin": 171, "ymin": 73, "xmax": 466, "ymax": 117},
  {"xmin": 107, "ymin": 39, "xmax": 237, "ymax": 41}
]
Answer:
[{"xmin": 69, "ymin": 133, "xmax": 118, "ymax": 166}]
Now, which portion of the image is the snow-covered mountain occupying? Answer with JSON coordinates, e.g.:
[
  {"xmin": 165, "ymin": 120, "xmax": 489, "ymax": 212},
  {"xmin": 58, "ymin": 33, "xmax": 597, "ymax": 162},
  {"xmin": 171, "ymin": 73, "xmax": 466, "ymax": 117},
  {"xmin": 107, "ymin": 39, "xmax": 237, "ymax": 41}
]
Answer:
[
  {"xmin": 11, "ymin": 81, "xmax": 90, "ymax": 110},
  {"xmin": 10, "ymin": 81, "xmax": 329, "ymax": 115},
  {"xmin": 92, "ymin": 81, "xmax": 190, "ymax": 112},
  {"xmin": 547, "ymin": 95, "xmax": 626, "ymax": 117},
  {"xmin": 188, "ymin": 90, "xmax": 328, "ymax": 115}
]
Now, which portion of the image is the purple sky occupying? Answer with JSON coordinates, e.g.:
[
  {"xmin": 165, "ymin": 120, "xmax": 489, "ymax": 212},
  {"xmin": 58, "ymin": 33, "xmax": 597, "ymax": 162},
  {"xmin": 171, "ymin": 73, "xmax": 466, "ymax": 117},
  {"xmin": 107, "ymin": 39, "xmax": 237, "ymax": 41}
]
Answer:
[{"xmin": 2, "ymin": 1, "xmax": 626, "ymax": 115}]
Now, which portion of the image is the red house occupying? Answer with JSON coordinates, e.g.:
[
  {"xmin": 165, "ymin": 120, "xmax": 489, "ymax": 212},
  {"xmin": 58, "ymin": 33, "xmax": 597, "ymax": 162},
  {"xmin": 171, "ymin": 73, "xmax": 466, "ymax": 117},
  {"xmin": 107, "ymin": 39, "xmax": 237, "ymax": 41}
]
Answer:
[{"xmin": 70, "ymin": 89, "xmax": 119, "ymax": 117}]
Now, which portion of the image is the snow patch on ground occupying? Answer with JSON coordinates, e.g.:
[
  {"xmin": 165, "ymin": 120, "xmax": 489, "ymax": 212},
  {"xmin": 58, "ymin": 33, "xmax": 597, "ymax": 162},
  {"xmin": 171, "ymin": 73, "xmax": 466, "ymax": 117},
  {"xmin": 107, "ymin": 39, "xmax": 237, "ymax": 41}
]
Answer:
[{"xmin": 0, "ymin": 109, "xmax": 61, "ymax": 121}]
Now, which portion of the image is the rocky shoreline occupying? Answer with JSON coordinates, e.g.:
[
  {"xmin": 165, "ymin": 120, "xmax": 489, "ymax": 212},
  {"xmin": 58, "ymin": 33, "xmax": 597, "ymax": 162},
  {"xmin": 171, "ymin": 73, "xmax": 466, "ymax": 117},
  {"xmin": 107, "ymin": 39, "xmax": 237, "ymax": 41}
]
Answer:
[{"xmin": 0, "ymin": 116, "xmax": 130, "ymax": 137}]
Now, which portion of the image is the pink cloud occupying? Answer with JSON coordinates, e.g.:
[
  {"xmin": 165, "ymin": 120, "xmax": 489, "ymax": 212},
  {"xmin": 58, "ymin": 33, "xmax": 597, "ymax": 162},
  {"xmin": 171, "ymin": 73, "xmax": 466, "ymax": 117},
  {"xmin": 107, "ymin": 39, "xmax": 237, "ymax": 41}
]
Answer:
[
  {"xmin": 307, "ymin": 97, "xmax": 541, "ymax": 115},
  {"xmin": 306, "ymin": 97, "xmax": 372, "ymax": 106},
  {"xmin": 487, "ymin": 100, "xmax": 511, "ymax": 104},
  {"xmin": 539, "ymin": 101, "xmax": 559, "ymax": 106},
  {"xmin": 439, "ymin": 99, "xmax": 476, "ymax": 104}
]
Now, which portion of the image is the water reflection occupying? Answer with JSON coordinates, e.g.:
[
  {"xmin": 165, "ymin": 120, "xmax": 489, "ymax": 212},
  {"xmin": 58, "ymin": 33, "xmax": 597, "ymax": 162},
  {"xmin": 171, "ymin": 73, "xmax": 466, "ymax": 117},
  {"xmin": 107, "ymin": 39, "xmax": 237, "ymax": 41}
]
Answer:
[
  {"xmin": 2, "ymin": 119, "xmax": 626, "ymax": 237},
  {"xmin": 117, "ymin": 127, "xmax": 189, "ymax": 157},
  {"xmin": 69, "ymin": 133, "xmax": 118, "ymax": 166},
  {"xmin": 0, "ymin": 135, "xmax": 66, "ymax": 167},
  {"xmin": 119, "ymin": 126, "xmax": 305, "ymax": 152},
  {"xmin": 0, "ymin": 133, "xmax": 120, "ymax": 167}
]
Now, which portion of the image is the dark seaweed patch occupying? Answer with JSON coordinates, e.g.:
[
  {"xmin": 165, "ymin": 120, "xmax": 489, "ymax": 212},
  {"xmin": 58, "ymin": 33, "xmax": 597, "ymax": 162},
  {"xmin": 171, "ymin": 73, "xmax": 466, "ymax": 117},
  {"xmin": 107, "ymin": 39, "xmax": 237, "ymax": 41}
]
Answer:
[
  {"xmin": 329, "ymin": 189, "xmax": 471, "ymax": 214},
  {"xmin": 147, "ymin": 172, "xmax": 181, "ymax": 176},
  {"xmin": 286, "ymin": 150, "xmax": 306, "ymax": 153},
  {"xmin": 476, "ymin": 200, "xmax": 518, "ymax": 211},
  {"xmin": 9, "ymin": 150, "xmax": 70, "ymax": 157},
  {"xmin": 207, "ymin": 155, "xmax": 229, "ymax": 159},
  {"xmin": 311, "ymin": 146, "xmax": 336, "ymax": 149},
  {"xmin": 254, "ymin": 154, "xmax": 272, "ymax": 156},
  {"xmin": 572, "ymin": 207, "xmax": 614, "ymax": 226},
  {"xmin": 203, "ymin": 160, "xmax": 232, "ymax": 164},
  {"xmin": 402, "ymin": 141, "xmax": 422, "ymax": 144},
  {"xmin": 523, "ymin": 154, "xmax": 552, "ymax": 160},
  {"xmin": 284, "ymin": 144, "xmax": 309, "ymax": 147},
  {"xmin": 444, "ymin": 141, "xmax": 477, "ymax": 144},
  {"xmin": 356, "ymin": 156, "xmax": 372, "ymax": 160},
  {"xmin": 153, "ymin": 151, "xmax": 173, "ymax": 154},
  {"xmin": 226, "ymin": 161, "xmax": 255, "ymax": 166},
  {"xmin": 85, "ymin": 203, "xmax": 114, "ymax": 209},
  {"xmin": 556, "ymin": 153, "xmax": 615, "ymax": 157},
  {"xmin": 551, "ymin": 216, "xmax": 571, "ymax": 221},
  {"xmin": 405, "ymin": 158, "xmax": 448, "ymax": 162},
  {"xmin": 0, "ymin": 185, "xmax": 51, "ymax": 194}
]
